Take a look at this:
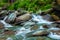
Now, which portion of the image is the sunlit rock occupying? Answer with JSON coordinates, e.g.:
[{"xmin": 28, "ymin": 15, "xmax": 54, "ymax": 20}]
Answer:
[{"xmin": 16, "ymin": 13, "xmax": 31, "ymax": 24}]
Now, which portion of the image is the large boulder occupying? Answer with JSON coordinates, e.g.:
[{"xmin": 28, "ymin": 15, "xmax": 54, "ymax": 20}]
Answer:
[{"xmin": 15, "ymin": 13, "xmax": 31, "ymax": 24}]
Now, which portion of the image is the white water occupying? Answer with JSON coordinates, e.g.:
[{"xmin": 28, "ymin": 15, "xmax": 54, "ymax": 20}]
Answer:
[
  {"xmin": 48, "ymin": 32, "xmax": 60, "ymax": 39},
  {"xmin": 48, "ymin": 28, "xmax": 60, "ymax": 39},
  {"xmin": 6, "ymin": 37, "xmax": 13, "ymax": 40},
  {"xmin": 15, "ymin": 14, "xmax": 54, "ymax": 40},
  {"xmin": 0, "ymin": 16, "xmax": 13, "ymax": 27},
  {"xmin": 16, "ymin": 27, "xmax": 31, "ymax": 36},
  {"xmin": 0, "ymin": 14, "xmax": 60, "ymax": 40},
  {"xmin": 0, "ymin": 20, "xmax": 13, "ymax": 27},
  {"xmin": 15, "ymin": 27, "xmax": 31, "ymax": 40},
  {"xmin": 32, "ymin": 14, "xmax": 53, "ymax": 25}
]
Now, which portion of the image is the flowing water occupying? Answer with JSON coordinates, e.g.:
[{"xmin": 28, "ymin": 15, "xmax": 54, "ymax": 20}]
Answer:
[{"xmin": 0, "ymin": 14, "xmax": 60, "ymax": 40}]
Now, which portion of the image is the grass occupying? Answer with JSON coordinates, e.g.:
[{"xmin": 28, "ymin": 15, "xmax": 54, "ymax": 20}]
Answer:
[{"xmin": 0, "ymin": 0, "xmax": 53, "ymax": 12}]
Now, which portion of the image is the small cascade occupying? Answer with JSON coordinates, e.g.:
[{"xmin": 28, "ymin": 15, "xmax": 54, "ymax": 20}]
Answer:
[
  {"xmin": 0, "ymin": 16, "xmax": 13, "ymax": 27},
  {"xmin": 0, "ymin": 11, "xmax": 60, "ymax": 40},
  {"xmin": 32, "ymin": 14, "xmax": 53, "ymax": 24},
  {"xmin": 16, "ymin": 27, "xmax": 31, "ymax": 40}
]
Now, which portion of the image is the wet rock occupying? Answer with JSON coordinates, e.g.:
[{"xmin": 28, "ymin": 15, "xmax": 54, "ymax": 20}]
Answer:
[
  {"xmin": 0, "ymin": 20, "xmax": 13, "ymax": 27},
  {"xmin": 43, "ymin": 25, "xmax": 49, "ymax": 29},
  {"xmin": 51, "ymin": 15, "xmax": 60, "ymax": 21},
  {"xmin": 0, "ymin": 10, "xmax": 7, "ymax": 15},
  {"xmin": 0, "ymin": 16, "xmax": 6, "ymax": 20},
  {"xmin": 0, "ymin": 22, "xmax": 4, "ymax": 29},
  {"xmin": 4, "ymin": 30, "xmax": 15, "ymax": 35},
  {"xmin": 54, "ymin": 20, "xmax": 60, "ymax": 24},
  {"xmin": 32, "ymin": 14, "xmax": 53, "ymax": 25},
  {"xmin": 36, "ymin": 37, "xmax": 51, "ymax": 40},
  {"xmin": 0, "ymin": 10, "xmax": 8, "ymax": 20},
  {"xmin": 8, "ymin": 10, "xmax": 15, "ymax": 14},
  {"xmin": 30, "ymin": 25, "xmax": 39, "ymax": 30},
  {"xmin": 42, "ymin": 14, "xmax": 52, "ymax": 21},
  {"xmin": 26, "ymin": 30, "xmax": 49, "ymax": 37},
  {"xmin": 39, "ymin": 12, "xmax": 46, "ymax": 16},
  {"xmin": 17, "ymin": 9, "xmax": 28, "ymax": 15},
  {"xmin": 26, "ymin": 37, "xmax": 51, "ymax": 40},
  {"xmin": 56, "ymin": 24, "xmax": 60, "ymax": 28},
  {"xmin": 5, "ymin": 11, "xmax": 17, "ymax": 23},
  {"xmin": 50, "ymin": 30, "xmax": 60, "ymax": 35},
  {"xmin": 16, "ymin": 13, "xmax": 31, "ymax": 24},
  {"xmin": 48, "ymin": 29, "xmax": 60, "ymax": 39},
  {"xmin": 32, "ymin": 30, "xmax": 49, "ymax": 36},
  {"xmin": 22, "ymin": 21, "xmax": 35, "ymax": 27}
]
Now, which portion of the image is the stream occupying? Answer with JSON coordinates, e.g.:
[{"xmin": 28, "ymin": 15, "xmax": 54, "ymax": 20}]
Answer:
[{"xmin": 0, "ymin": 12, "xmax": 60, "ymax": 40}]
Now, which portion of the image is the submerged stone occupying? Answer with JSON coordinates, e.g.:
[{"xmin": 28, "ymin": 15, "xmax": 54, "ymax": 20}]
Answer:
[
  {"xmin": 26, "ymin": 37, "xmax": 52, "ymax": 40},
  {"xmin": 0, "ymin": 22, "xmax": 4, "ymax": 29},
  {"xmin": 30, "ymin": 25, "xmax": 39, "ymax": 30},
  {"xmin": 26, "ymin": 30, "xmax": 49, "ymax": 37},
  {"xmin": 4, "ymin": 30, "xmax": 15, "ymax": 35}
]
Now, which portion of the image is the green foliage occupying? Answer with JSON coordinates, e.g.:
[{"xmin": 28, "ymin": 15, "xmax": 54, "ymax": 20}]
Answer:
[{"xmin": 0, "ymin": 0, "xmax": 53, "ymax": 12}]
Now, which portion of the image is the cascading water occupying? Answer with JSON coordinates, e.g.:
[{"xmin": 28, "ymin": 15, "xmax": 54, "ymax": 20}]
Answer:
[
  {"xmin": 0, "ymin": 13, "xmax": 60, "ymax": 40},
  {"xmin": 0, "ymin": 16, "xmax": 13, "ymax": 27},
  {"xmin": 32, "ymin": 14, "xmax": 53, "ymax": 25},
  {"xmin": 15, "ymin": 14, "xmax": 55, "ymax": 40}
]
